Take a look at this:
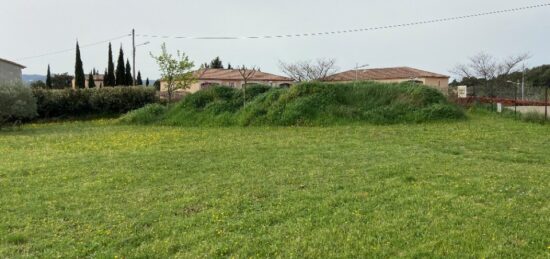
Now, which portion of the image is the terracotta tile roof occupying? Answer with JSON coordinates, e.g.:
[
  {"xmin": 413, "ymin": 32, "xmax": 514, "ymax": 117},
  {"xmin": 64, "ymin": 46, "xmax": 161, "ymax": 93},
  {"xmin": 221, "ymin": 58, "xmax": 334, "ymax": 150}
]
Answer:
[
  {"xmin": 325, "ymin": 67, "xmax": 449, "ymax": 81},
  {"xmin": 195, "ymin": 69, "xmax": 293, "ymax": 82},
  {"xmin": 0, "ymin": 57, "xmax": 25, "ymax": 69}
]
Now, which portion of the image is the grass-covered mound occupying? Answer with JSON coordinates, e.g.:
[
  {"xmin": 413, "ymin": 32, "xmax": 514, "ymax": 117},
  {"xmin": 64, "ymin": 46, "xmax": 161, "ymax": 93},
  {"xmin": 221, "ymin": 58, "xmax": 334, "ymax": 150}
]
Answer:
[{"xmin": 121, "ymin": 82, "xmax": 465, "ymax": 126}]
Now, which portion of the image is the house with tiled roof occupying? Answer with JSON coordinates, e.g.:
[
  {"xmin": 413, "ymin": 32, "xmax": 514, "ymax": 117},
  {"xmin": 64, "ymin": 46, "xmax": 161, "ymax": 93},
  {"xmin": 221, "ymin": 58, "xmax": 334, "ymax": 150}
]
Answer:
[
  {"xmin": 324, "ymin": 67, "xmax": 450, "ymax": 94},
  {"xmin": 160, "ymin": 68, "xmax": 294, "ymax": 93}
]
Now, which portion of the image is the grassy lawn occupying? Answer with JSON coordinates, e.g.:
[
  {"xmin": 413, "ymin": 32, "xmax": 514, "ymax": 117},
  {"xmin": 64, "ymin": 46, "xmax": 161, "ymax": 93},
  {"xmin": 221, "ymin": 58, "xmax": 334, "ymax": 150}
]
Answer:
[{"xmin": 0, "ymin": 114, "xmax": 549, "ymax": 258}]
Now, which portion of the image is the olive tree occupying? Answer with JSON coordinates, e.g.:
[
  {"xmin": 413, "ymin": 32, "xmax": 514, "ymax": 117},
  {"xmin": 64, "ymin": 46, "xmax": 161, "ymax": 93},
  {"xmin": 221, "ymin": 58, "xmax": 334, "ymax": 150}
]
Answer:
[
  {"xmin": 0, "ymin": 82, "xmax": 37, "ymax": 128},
  {"xmin": 150, "ymin": 43, "xmax": 196, "ymax": 103}
]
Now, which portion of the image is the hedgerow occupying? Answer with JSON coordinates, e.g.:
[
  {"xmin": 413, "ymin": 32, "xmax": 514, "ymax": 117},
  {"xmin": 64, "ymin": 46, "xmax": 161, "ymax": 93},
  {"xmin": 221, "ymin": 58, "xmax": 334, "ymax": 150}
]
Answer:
[{"xmin": 122, "ymin": 82, "xmax": 465, "ymax": 126}]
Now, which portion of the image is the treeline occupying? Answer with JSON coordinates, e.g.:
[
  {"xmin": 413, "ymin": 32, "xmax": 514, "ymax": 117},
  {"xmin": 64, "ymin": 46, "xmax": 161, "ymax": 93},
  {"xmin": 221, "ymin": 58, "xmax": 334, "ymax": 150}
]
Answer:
[
  {"xmin": 33, "ymin": 42, "xmax": 153, "ymax": 89},
  {"xmin": 451, "ymin": 64, "xmax": 550, "ymax": 88}
]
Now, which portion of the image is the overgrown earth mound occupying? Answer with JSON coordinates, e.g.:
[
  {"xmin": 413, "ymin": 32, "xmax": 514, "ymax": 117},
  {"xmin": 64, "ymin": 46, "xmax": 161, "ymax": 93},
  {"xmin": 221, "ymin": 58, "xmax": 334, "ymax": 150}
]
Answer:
[{"xmin": 121, "ymin": 82, "xmax": 465, "ymax": 126}]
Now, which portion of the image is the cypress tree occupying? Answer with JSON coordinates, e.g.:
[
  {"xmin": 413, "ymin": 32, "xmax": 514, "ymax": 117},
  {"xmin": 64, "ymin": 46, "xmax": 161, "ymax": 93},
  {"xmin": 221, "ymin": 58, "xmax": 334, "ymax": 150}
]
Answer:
[
  {"xmin": 46, "ymin": 65, "xmax": 52, "ymax": 89},
  {"xmin": 106, "ymin": 43, "xmax": 116, "ymax": 86},
  {"xmin": 103, "ymin": 68, "xmax": 108, "ymax": 86},
  {"xmin": 115, "ymin": 47, "xmax": 126, "ymax": 86},
  {"xmin": 136, "ymin": 71, "xmax": 143, "ymax": 85},
  {"xmin": 74, "ymin": 41, "xmax": 86, "ymax": 89},
  {"xmin": 145, "ymin": 78, "xmax": 150, "ymax": 86},
  {"xmin": 88, "ymin": 71, "xmax": 96, "ymax": 88},
  {"xmin": 125, "ymin": 59, "xmax": 132, "ymax": 86},
  {"xmin": 227, "ymin": 63, "xmax": 233, "ymax": 70},
  {"xmin": 210, "ymin": 57, "xmax": 224, "ymax": 69}
]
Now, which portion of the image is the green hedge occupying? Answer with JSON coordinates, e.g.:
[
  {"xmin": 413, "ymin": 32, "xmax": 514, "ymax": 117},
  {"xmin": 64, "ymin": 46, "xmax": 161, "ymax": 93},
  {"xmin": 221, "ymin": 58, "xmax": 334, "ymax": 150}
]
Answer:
[{"xmin": 32, "ymin": 87, "xmax": 157, "ymax": 118}]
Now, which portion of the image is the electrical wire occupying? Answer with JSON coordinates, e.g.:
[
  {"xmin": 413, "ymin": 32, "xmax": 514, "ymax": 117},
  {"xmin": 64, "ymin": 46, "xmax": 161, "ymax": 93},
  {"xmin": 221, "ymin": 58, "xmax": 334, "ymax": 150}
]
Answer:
[
  {"xmin": 134, "ymin": 3, "xmax": 550, "ymax": 40},
  {"xmin": 16, "ymin": 34, "xmax": 131, "ymax": 61},
  {"xmin": 12, "ymin": 3, "xmax": 550, "ymax": 61}
]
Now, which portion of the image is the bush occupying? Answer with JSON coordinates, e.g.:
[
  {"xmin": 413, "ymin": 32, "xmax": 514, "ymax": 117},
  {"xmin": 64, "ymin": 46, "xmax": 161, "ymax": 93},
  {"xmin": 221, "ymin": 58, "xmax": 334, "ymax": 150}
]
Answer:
[
  {"xmin": 119, "ymin": 104, "xmax": 167, "ymax": 124},
  {"xmin": 122, "ymin": 82, "xmax": 465, "ymax": 127},
  {"xmin": 32, "ymin": 87, "xmax": 157, "ymax": 118},
  {"xmin": 0, "ymin": 82, "xmax": 37, "ymax": 128}
]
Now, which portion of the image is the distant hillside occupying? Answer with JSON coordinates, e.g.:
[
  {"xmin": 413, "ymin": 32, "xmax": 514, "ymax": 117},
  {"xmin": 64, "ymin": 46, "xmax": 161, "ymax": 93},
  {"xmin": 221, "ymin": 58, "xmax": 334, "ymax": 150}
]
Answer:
[{"xmin": 23, "ymin": 74, "xmax": 46, "ymax": 83}]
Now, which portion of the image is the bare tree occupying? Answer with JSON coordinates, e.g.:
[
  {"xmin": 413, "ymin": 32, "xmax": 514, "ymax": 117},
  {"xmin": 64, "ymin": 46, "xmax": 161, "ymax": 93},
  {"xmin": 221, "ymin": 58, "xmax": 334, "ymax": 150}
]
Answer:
[
  {"xmin": 451, "ymin": 52, "xmax": 530, "ymax": 97},
  {"xmin": 237, "ymin": 65, "xmax": 258, "ymax": 106},
  {"xmin": 498, "ymin": 53, "xmax": 531, "ymax": 75},
  {"xmin": 279, "ymin": 58, "xmax": 339, "ymax": 82},
  {"xmin": 451, "ymin": 52, "xmax": 530, "ymax": 81}
]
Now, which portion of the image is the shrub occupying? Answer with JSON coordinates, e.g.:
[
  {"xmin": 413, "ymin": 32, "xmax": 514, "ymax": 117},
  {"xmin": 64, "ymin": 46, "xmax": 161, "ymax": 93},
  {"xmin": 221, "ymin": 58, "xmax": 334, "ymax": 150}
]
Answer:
[
  {"xmin": 32, "ymin": 87, "xmax": 157, "ymax": 119},
  {"xmin": 119, "ymin": 104, "xmax": 167, "ymax": 124},
  {"xmin": 0, "ymin": 82, "xmax": 37, "ymax": 128}
]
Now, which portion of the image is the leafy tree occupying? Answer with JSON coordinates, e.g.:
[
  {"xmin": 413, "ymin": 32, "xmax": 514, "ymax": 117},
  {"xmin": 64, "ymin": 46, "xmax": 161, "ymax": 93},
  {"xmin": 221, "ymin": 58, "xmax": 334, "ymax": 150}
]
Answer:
[
  {"xmin": 125, "ymin": 59, "xmax": 132, "ymax": 86},
  {"xmin": 145, "ymin": 78, "xmax": 150, "ymax": 86},
  {"xmin": 150, "ymin": 43, "xmax": 196, "ymax": 103},
  {"xmin": 46, "ymin": 65, "xmax": 52, "ymax": 89},
  {"xmin": 153, "ymin": 80, "xmax": 160, "ymax": 91},
  {"xmin": 88, "ymin": 72, "xmax": 96, "ymax": 88},
  {"xmin": 115, "ymin": 47, "xmax": 126, "ymax": 86},
  {"xmin": 30, "ymin": 80, "xmax": 46, "ymax": 89},
  {"xmin": 51, "ymin": 73, "xmax": 74, "ymax": 89},
  {"xmin": 106, "ymin": 43, "xmax": 116, "ymax": 86},
  {"xmin": 524, "ymin": 65, "xmax": 550, "ymax": 86},
  {"xmin": 136, "ymin": 71, "xmax": 143, "ymax": 85},
  {"xmin": 210, "ymin": 57, "xmax": 224, "ymax": 69},
  {"xmin": 74, "ymin": 41, "xmax": 86, "ymax": 89}
]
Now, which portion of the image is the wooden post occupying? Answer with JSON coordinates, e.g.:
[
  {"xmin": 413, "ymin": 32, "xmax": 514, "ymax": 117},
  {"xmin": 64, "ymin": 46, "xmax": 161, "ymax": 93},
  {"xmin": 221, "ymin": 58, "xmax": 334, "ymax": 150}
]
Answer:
[
  {"xmin": 514, "ymin": 83, "xmax": 517, "ymax": 117},
  {"xmin": 545, "ymin": 86, "xmax": 548, "ymax": 122}
]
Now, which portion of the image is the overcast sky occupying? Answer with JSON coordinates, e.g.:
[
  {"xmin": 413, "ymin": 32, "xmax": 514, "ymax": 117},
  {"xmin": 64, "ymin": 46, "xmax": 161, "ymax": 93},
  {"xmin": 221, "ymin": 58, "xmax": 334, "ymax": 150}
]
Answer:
[{"xmin": 1, "ymin": 0, "xmax": 549, "ymax": 79}]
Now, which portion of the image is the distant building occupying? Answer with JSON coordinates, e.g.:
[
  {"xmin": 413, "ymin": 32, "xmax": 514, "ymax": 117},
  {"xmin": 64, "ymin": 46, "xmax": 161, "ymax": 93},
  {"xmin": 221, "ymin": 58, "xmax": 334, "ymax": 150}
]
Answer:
[
  {"xmin": 324, "ymin": 67, "xmax": 450, "ymax": 94},
  {"xmin": 160, "ymin": 69, "xmax": 294, "ymax": 93},
  {"xmin": 0, "ymin": 58, "xmax": 25, "ymax": 84},
  {"xmin": 71, "ymin": 74, "xmax": 104, "ymax": 89}
]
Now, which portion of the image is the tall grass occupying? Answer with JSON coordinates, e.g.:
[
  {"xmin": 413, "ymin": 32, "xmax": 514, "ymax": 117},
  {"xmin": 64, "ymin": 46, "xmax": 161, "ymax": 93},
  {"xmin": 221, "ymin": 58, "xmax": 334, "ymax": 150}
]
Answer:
[{"xmin": 121, "ymin": 82, "xmax": 465, "ymax": 126}]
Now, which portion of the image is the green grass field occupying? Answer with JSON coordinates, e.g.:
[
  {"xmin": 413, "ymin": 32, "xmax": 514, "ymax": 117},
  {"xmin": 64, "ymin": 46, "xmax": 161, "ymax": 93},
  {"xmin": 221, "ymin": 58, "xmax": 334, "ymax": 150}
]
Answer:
[{"xmin": 0, "ymin": 113, "xmax": 549, "ymax": 258}]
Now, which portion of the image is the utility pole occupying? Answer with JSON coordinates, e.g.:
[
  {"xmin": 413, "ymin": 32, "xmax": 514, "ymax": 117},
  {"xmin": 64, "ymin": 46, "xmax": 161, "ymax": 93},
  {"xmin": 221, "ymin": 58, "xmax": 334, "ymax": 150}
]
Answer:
[{"xmin": 132, "ymin": 28, "xmax": 136, "ymax": 86}]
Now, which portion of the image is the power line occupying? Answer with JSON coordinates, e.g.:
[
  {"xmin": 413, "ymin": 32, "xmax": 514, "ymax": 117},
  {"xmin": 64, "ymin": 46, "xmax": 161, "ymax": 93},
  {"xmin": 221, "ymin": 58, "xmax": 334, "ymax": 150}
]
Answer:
[
  {"xmin": 135, "ymin": 3, "xmax": 550, "ymax": 40},
  {"xmin": 16, "ymin": 34, "xmax": 130, "ymax": 61}
]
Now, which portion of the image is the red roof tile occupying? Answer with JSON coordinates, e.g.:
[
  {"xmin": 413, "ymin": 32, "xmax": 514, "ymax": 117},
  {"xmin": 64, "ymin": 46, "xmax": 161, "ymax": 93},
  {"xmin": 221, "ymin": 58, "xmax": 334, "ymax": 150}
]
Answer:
[
  {"xmin": 325, "ymin": 67, "xmax": 449, "ymax": 81},
  {"xmin": 195, "ymin": 69, "xmax": 293, "ymax": 82}
]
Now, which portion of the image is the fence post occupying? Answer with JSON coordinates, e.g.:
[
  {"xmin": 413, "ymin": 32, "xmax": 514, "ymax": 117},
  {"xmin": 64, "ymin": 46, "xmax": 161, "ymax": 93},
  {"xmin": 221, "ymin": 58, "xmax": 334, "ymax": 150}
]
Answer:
[
  {"xmin": 545, "ymin": 86, "xmax": 548, "ymax": 122},
  {"xmin": 514, "ymin": 84, "xmax": 517, "ymax": 117}
]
